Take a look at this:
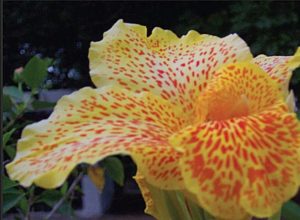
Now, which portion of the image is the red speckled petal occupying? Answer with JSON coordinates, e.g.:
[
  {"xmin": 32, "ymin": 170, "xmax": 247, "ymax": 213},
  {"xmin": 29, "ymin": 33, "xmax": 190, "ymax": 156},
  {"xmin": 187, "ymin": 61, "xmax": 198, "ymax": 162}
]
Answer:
[
  {"xmin": 130, "ymin": 145, "xmax": 183, "ymax": 189},
  {"xmin": 254, "ymin": 47, "xmax": 300, "ymax": 96},
  {"xmin": 89, "ymin": 19, "xmax": 252, "ymax": 116},
  {"xmin": 169, "ymin": 62, "xmax": 300, "ymax": 219},
  {"xmin": 171, "ymin": 103, "xmax": 300, "ymax": 219},
  {"xmin": 6, "ymin": 86, "xmax": 187, "ymax": 189}
]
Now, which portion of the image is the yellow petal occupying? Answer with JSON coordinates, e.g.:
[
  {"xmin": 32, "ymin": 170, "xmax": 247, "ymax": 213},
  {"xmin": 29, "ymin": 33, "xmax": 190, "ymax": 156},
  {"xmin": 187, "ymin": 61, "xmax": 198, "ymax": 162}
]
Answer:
[
  {"xmin": 89, "ymin": 20, "xmax": 252, "ymax": 118},
  {"xmin": 193, "ymin": 62, "xmax": 283, "ymax": 124},
  {"xmin": 171, "ymin": 102, "xmax": 300, "ymax": 219},
  {"xmin": 254, "ymin": 47, "xmax": 300, "ymax": 96},
  {"xmin": 133, "ymin": 172, "xmax": 158, "ymax": 218},
  {"xmin": 130, "ymin": 145, "xmax": 184, "ymax": 190},
  {"xmin": 169, "ymin": 61, "xmax": 300, "ymax": 219},
  {"xmin": 135, "ymin": 171, "xmax": 252, "ymax": 220},
  {"xmin": 239, "ymin": 106, "xmax": 300, "ymax": 217},
  {"xmin": 286, "ymin": 90, "xmax": 296, "ymax": 112},
  {"xmin": 134, "ymin": 173, "xmax": 201, "ymax": 220},
  {"xmin": 168, "ymin": 59, "xmax": 300, "ymax": 219},
  {"xmin": 6, "ymin": 86, "xmax": 187, "ymax": 189},
  {"xmin": 288, "ymin": 47, "xmax": 300, "ymax": 69},
  {"xmin": 87, "ymin": 166, "xmax": 105, "ymax": 191}
]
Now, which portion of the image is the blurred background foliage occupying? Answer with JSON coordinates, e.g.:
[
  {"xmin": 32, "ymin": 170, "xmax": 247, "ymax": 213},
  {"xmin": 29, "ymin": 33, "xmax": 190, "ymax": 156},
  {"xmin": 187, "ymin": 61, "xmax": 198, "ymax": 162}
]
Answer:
[
  {"xmin": 4, "ymin": 1, "xmax": 299, "ymax": 88},
  {"xmin": 3, "ymin": 1, "xmax": 300, "ymax": 218}
]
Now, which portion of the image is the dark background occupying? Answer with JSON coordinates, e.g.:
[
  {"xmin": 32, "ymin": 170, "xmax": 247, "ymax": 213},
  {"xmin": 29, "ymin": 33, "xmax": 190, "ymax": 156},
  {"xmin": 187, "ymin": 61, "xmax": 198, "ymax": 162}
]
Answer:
[{"xmin": 4, "ymin": 1, "xmax": 300, "ymax": 94}]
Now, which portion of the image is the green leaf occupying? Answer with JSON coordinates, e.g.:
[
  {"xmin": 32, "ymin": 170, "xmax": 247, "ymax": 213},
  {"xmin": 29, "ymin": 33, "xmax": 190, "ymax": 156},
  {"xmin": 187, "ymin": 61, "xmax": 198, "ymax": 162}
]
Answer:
[
  {"xmin": 3, "ymin": 186, "xmax": 23, "ymax": 194},
  {"xmin": 3, "ymin": 94, "xmax": 13, "ymax": 112},
  {"xmin": 102, "ymin": 157, "xmax": 124, "ymax": 186},
  {"xmin": 4, "ymin": 145, "xmax": 16, "ymax": 159},
  {"xmin": 58, "ymin": 201, "xmax": 74, "ymax": 217},
  {"xmin": 37, "ymin": 189, "xmax": 74, "ymax": 217},
  {"xmin": 18, "ymin": 197, "xmax": 29, "ymax": 215},
  {"xmin": 31, "ymin": 100, "xmax": 55, "ymax": 110},
  {"xmin": 3, "ymin": 86, "xmax": 24, "ymax": 102},
  {"xmin": 282, "ymin": 200, "xmax": 300, "ymax": 220},
  {"xmin": 3, "ymin": 191, "xmax": 26, "ymax": 213},
  {"xmin": 60, "ymin": 182, "xmax": 68, "ymax": 195},
  {"xmin": 37, "ymin": 190, "xmax": 62, "ymax": 207},
  {"xmin": 29, "ymin": 185, "xmax": 35, "ymax": 196},
  {"xmin": 3, "ymin": 128, "xmax": 16, "ymax": 147},
  {"xmin": 3, "ymin": 129, "xmax": 17, "ymax": 158},
  {"xmin": 21, "ymin": 56, "xmax": 52, "ymax": 89},
  {"xmin": 3, "ymin": 175, "xmax": 19, "ymax": 191}
]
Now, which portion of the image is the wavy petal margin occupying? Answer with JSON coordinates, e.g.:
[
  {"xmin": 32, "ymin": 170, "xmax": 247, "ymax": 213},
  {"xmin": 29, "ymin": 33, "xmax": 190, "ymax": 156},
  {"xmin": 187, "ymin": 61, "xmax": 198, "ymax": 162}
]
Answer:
[
  {"xmin": 254, "ymin": 47, "xmax": 300, "ymax": 96},
  {"xmin": 6, "ymin": 86, "xmax": 186, "ymax": 189},
  {"xmin": 89, "ymin": 19, "xmax": 252, "ymax": 117}
]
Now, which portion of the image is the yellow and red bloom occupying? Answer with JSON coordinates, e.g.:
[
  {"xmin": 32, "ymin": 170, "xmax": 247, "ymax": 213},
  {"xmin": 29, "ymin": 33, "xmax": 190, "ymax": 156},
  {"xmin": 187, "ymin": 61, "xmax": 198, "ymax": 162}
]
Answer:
[{"xmin": 6, "ymin": 20, "xmax": 300, "ymax": 220}]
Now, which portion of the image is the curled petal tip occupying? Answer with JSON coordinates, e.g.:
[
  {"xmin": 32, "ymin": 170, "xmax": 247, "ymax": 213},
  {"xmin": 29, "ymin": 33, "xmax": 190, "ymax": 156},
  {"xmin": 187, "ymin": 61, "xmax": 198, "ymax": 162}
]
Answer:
[
  {"xmin": 288, "ymin": 47, "xmax": 300, "ymax": 69},
  {"xmin": 286, "ymin": 90, "xmax": 297, "ymax": 112}
]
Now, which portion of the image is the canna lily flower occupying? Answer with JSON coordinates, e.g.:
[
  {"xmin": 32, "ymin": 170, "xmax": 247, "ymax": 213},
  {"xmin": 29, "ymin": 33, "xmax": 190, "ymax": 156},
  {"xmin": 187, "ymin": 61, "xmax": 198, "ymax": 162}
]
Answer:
[{"xmin": 6, "ymin": 20, "xmax": 300, "ymax": 220}]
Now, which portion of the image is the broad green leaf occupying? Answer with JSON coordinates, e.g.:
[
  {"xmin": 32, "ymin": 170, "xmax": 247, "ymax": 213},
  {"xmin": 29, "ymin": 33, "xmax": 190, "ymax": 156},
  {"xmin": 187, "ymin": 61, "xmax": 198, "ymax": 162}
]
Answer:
[
  {"xmin": 3, "ymin": 86, "xmax": 23, "ymax": 102},
  {"xmin": 22, "ymin": 93, "xmax": 33, "ymax": 106},
  {"xmin": 3, "ymin": 187, "xmax": 22, "ymax": 194},
  {"xmin": 3, "ymin": 192, "xmax": 26, "ymax": 213},
  {"xmin": 60, "ymin": 182, "xmax": 68, "ymax": 195},
  {"xmin": 4, "ymin": 145, "xmax": 16, "ymax": 159},
  {"xmin": 102, "ymin": 157, "xmax": 124, "ymax": 186},
  {"xmin": 37, "ymin": 189, "xmax": 74, "ymax": 217},
  {"xmin": 29, "ymin": 185, "xmax": 35, "ymax": 196},
  {"xmin": 31, "ymin": 100, "xmax": 55, "ymax": 110},
  {"xmin": 3, "ymin": 94, "xmax": 13, "ymax": 112},
  {"xmin": 18, "ymin": 197, "xmax": 29, "ymax": 215},
  {"xmin": 282, "ymin": 200, "xmax": 300, "ymax": 220},
  {"xmin": 3, "ymin": 175, "xmax": 19, "ymax": 191},
  {"xmin": 21, "ymin": 56, "xmax": 52, "ymax": 89},
  {"xmin": 58, "ymin": 201, "xmax": 75, "ymax": 217},
  {"xmin": 37, "ymin": 190, "xmax": 62, "ymax": 206},
  {"xmin": 3, "ymin": 128, "xmax": 16, "ymax": 147},
  {"xmin": 3, "ymin": 129, "xmax": 17, "ymax": 158}
]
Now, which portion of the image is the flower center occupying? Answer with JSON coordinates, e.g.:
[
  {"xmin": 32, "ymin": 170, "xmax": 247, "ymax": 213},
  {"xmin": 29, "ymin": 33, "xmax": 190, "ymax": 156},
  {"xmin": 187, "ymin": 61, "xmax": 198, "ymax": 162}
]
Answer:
[
  {"xmin": 209, "ymin": 94, "xmax": 250, "ymax": 120},
  {"xmin": 194, "ymin": 62, "xmax": 282, "ymax": 123},
  {"xmin": 197, "ymin": 93, "xmax": 251, "ymax": 122}
]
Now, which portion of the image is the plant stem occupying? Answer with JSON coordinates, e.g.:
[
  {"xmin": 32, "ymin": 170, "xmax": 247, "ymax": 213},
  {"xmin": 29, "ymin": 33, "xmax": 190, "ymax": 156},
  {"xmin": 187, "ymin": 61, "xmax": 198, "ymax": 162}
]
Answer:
[
  {"xmin": 44, "ymin": 172, "xmax": 83, "ymax": 220},
  {"xmin": 24, "ymin": 201, "xmax": 31, "ymax": 220},
  {"xmin": 3, "ymin": 113, "xmax": 24, "ymax": 133},
  {"xmin": 24, "ymin": 187, "xmax": 35, "ymax": 220},
  {"xmin": 3, "ymin": 92, "xmax": 33, "ymax": 133}
]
